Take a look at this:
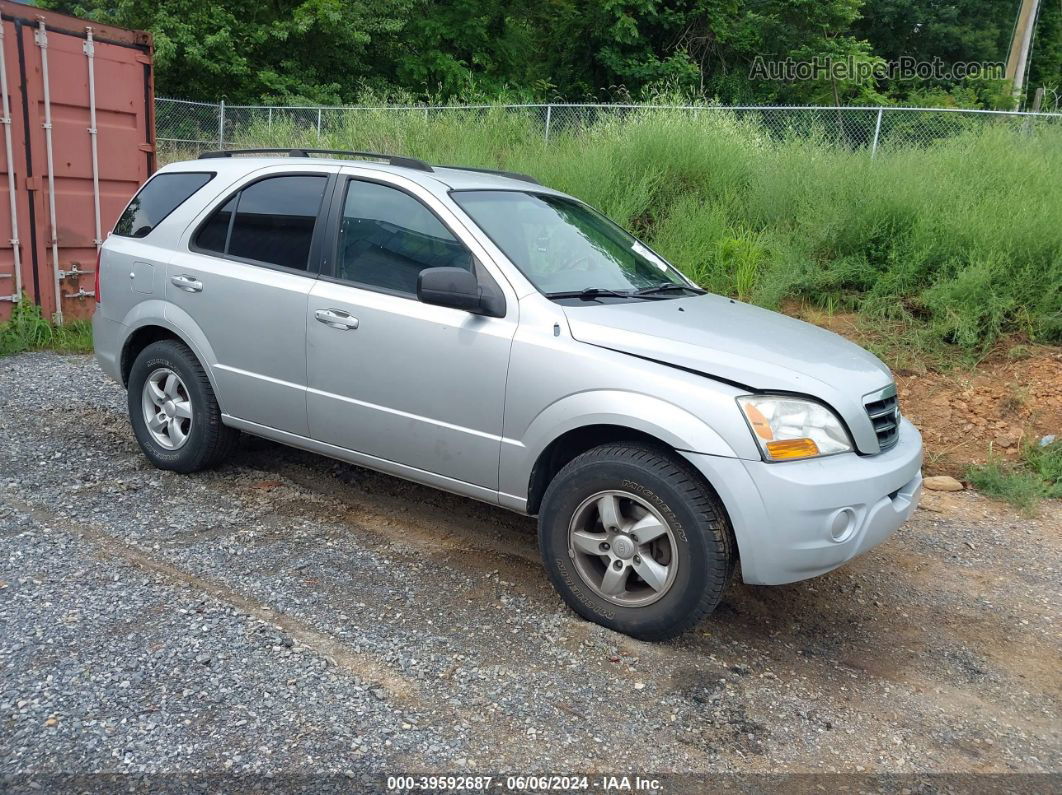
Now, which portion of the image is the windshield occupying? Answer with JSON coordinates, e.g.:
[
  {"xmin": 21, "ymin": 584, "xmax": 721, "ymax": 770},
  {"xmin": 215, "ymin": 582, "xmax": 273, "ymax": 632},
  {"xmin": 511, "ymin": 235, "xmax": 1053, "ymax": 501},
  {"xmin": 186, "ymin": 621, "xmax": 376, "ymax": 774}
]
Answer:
[{"xmin": 451, "ymin": 190, "xmax": 690, "ymax": 297}]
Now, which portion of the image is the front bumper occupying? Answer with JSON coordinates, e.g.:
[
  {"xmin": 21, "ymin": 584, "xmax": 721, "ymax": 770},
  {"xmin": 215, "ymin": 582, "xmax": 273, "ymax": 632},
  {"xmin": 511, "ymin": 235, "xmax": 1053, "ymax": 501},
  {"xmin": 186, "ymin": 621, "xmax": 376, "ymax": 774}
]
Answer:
[{"xmin": 682, "ymin": 418, "xmax": 923, "ymax": 585}]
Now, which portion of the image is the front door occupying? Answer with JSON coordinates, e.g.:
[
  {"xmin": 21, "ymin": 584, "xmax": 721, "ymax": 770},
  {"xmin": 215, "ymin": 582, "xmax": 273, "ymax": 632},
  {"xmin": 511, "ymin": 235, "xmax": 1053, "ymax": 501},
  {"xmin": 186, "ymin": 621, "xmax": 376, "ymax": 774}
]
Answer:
[{"xmin": 305, "ymin": 174, "xmax": 517, "ymax": 492}]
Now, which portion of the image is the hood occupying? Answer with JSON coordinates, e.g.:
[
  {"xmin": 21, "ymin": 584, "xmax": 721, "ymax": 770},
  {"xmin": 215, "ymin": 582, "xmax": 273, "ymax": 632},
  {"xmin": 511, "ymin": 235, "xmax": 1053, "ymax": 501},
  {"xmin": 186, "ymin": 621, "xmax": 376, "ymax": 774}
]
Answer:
[{"xmin": 562, "ymin": 293, "xmax": 894, "ymax": 453}]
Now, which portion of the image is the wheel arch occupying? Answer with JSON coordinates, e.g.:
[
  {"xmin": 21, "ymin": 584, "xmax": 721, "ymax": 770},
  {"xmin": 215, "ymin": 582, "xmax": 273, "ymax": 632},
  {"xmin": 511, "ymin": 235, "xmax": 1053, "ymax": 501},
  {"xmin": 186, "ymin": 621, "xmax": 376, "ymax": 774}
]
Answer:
[
  {"xmin": 504, "ymin": 390, "xmax": 739, "ymax": 514},
  {"xmin": 526, "ymin": 424, "xmax": 674, "ymax": 515},
  {"xmin": 118, "ymin": 304, "xmax": 223, "ymax": 404},
  {"xmin": 121, "ymin": 325, "xmax": 181, "ymax": 386}
]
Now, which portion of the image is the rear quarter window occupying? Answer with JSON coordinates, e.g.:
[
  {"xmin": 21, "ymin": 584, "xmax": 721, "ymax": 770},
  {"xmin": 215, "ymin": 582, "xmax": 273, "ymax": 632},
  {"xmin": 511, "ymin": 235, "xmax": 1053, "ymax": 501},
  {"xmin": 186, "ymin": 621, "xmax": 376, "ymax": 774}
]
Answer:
[{"xmin": 114, "ymin": 172, "xmax": 215, "ymax": 238}]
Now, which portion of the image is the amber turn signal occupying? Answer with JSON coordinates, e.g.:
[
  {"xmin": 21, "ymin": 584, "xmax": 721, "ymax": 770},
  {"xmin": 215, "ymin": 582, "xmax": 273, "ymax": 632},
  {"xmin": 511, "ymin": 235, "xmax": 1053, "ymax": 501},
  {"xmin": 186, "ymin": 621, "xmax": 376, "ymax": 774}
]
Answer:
[
  {"xmin": 765, "ymin": 438, "xmax": 820, "ymax": 460},
  {"xmin": 743, "ymin": 402, "xmax": 774, "ymax": 441}
]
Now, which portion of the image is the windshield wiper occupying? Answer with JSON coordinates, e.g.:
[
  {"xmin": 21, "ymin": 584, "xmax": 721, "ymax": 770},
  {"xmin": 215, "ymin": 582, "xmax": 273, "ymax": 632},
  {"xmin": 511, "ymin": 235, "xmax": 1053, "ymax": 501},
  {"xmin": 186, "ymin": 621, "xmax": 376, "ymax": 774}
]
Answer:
[
  {"xmin": 633, "ymin": 282, "xmax": 706, "ymax": 296},
  {"xmin": 545, "ymin": 287, "xmax": 641, "ymax": 301}
]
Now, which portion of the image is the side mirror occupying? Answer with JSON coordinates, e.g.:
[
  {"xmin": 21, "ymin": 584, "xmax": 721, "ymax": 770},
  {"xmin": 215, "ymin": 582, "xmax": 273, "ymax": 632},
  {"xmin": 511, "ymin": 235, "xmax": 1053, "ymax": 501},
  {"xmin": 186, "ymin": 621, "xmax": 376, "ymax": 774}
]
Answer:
[{"xmin": 417, "ymin": 267, "xmax": 504, "ymax": 317}]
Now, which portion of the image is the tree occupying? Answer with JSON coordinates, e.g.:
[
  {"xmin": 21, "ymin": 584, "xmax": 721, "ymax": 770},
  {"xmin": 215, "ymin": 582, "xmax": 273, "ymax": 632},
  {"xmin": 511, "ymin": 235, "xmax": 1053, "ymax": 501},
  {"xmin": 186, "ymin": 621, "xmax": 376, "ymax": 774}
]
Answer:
[
  {"xmin": 40, "ymin": 0, "xmax": 1053, "ymax": 107},
  {"xmin": 853, "ymin": 0, "xmax": 1019, "ymax": 107},
  {"xmin": 719, "ymin": 0, "xmax": 887, "ymax": 104},
  {"xmin": 41, "ymin": 0, "xmax": 414, "ymax": 103},
  {"xmin": 385, "ymin": 0, "xmax": 535, "ymax": 99},
  {"xmin": 1026, "ymin": 0, "xmax": 1062, "ymax": 109},
  {"xmin": 520, "ymin": 0, "xmax": 884, "ymax": 103}
]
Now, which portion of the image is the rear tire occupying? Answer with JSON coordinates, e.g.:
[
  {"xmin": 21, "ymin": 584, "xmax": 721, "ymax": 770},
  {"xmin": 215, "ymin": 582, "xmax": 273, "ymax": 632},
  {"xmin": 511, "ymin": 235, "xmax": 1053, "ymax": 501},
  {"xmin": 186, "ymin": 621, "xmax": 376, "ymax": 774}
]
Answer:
[
  {"xmin": 127, "ymin": 339, "xmax": 238, "ymax": 473},
  {"xmin": 538, "ymin": 442, "xmax": 734, "ymax": 641}
]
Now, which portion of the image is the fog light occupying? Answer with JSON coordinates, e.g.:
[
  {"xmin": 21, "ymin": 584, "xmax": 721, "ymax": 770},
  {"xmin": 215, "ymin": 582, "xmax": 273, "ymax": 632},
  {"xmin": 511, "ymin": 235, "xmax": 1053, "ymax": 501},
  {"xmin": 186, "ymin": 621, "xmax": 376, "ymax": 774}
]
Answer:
[{"xmin": 828, "ymin": 507, "xmax": 857, "ymax": 542}]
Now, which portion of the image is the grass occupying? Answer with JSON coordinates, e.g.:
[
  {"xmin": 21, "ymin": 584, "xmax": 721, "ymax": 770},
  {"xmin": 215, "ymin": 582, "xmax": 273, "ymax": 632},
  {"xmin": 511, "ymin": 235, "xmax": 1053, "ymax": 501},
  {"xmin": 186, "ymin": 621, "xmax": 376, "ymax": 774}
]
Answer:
[
  {"xmin": 214, "ymin": 104, "xmax": 1061, "ymax": 360},
  {"xmin": 966, "ymin": 441, "xmax": 1062, "ymax": 513},
  {"xmin": 0, "ymin": 297, "xmax": 93, "ymax": 356}
]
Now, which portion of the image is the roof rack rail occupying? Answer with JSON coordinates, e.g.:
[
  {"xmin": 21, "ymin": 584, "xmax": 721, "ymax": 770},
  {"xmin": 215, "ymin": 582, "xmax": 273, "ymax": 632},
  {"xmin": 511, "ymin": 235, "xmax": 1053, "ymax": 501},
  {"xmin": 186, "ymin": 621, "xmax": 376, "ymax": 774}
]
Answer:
[
  {"xmin": 198, "ymin": 148, "xmax": 434, "ymax": 172},
  {"xmin": 436, "ymin": 164, "xmax": 541, "ymax": 185}
]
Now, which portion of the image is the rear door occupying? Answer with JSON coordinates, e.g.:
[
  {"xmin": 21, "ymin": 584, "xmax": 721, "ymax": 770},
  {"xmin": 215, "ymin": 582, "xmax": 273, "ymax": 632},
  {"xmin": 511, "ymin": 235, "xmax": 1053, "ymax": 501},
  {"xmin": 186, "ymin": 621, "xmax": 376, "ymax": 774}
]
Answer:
[
  {"xmin": 168, "ymin": 167, "xmax": 335, "ymax": 436},
  {"xmin": 305, "ymin": 170, "xmax": 518, "ymax": 492}
]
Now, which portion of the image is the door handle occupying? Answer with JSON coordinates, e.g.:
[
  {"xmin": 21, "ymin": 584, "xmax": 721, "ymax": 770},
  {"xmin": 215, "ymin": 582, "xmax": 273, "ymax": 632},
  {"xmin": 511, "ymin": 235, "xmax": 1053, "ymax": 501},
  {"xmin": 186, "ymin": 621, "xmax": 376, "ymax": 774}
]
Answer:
[
  {"xmin": 170, "ymin": 274, "xmax": 203, "ymax": 293},
  {"xmin": 314, "ymin": 308, "xmax": 359, "ymax": 330}
]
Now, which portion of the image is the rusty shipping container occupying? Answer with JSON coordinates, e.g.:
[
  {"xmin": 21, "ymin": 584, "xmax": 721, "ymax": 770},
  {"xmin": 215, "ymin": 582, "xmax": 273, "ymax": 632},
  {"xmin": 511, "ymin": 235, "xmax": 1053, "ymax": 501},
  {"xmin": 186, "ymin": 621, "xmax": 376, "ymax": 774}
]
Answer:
[{"xmin": 0, "ymin": 0, "xmax": 154, "ymax": 323}]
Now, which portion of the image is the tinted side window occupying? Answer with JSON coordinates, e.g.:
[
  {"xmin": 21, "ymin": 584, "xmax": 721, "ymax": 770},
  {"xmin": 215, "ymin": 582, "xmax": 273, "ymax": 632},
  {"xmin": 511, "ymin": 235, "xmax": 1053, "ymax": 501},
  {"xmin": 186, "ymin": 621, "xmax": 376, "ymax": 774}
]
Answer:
[
  {"xmin": 337, "ymin": 180, "xmax": 472, "ymax": 295},
  {"xmin": 114, "ymin": 172, "xmax": 214, "ymax": 238},
  {"xmin": 229, "ymin": 176, "xmax": 326, "ymax": 269},
  {"xmin": 194, "ymin": 196, "xmax": 235, "ymax": 254},
  {"xmin": 194, "ymin": 175, "xmax": 327, "ymax": 271}
]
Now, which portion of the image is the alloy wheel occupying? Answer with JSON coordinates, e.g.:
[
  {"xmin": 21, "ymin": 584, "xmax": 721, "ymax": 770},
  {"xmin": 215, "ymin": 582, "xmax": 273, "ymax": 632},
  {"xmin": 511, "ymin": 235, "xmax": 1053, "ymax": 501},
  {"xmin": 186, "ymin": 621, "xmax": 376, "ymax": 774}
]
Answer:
[
  {"xmin": 567, "ymin": 490, "xmax": 678, "ymax": 607},
  {"xmin": 141, "ymin": 367, "xmax": 193, "ymax": 450}
]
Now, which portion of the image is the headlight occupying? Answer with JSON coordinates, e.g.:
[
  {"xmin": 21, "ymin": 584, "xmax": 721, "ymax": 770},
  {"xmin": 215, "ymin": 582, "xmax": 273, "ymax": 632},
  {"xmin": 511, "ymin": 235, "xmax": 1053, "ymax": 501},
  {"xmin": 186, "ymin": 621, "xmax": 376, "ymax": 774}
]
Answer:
[{"xmin": 736, "ymin": 395, "xmax": 852, "ymax": 461}]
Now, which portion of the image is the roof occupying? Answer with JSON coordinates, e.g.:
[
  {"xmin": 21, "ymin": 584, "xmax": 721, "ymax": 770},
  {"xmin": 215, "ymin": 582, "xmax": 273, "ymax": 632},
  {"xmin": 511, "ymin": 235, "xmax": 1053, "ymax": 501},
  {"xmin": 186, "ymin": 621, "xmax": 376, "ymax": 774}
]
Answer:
[{"xmin": 159, "ymin": 152, "xmax": 553, "ymax": 193}]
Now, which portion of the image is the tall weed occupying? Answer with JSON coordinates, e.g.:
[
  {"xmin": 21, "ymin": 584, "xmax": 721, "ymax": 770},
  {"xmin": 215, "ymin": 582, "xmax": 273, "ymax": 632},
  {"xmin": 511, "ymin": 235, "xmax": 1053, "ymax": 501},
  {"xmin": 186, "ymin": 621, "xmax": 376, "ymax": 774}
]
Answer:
[
  {"xmin": 220, "ymin": 107, "xmax": 1062, "ymax": 354},
  {"xmin": 0, "ymin": 298, "xmax": 93, "ymax": 356}
]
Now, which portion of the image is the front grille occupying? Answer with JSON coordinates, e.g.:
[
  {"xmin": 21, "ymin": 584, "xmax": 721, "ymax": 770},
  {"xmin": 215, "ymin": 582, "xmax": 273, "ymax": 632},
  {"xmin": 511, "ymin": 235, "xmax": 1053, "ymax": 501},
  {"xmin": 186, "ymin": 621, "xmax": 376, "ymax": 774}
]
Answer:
[{"xmin": 865, "ymin": 391, "xmax": 900, "ymax": 451}]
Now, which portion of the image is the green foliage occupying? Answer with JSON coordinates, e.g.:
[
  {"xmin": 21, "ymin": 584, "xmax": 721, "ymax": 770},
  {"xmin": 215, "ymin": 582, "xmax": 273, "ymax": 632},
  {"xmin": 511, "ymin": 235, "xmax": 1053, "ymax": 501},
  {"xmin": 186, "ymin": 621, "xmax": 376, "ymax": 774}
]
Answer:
[
  {"xmin": 718, "ymin": 230, "xmax": 769, "ymax": 303},
  {"xmin": 1025, "ymin": 440, "xmax": 1062, "ymax": 498},
  {"xmin": 224, "ymin": 106, "xmax": 1062, "ymax": 357},
  {"xmin": 738, "ymin": 0, "xmax": 889, "ymax": 104},
  {"xmin": 39, "ymin": 0, "xmax": 1062, "ymax": 107},
  {"xmin": 966, "ymin": 458, "xmax": 1047, "ymax": 512},
  {"xmin": 1028, "ymin": 0, "xmax": 1062, "ymax": 107},
  {"xmin": 0, "ymin": 298, "xmax": 93, "ymax": 356},
  {"xmin": 853, "ymin": 0, "xmax": 1017, "ymax": 107},
  {"xmin": 391, "ymin": 1, "xmax": 533, "ymax": 99},
  {"xmin": 966, "ymin": 441, "xmax": 1062, "ymax": 513},
  {"xmin": 41, "ymin": 0, "xmax": 417, "ymax": 104}
]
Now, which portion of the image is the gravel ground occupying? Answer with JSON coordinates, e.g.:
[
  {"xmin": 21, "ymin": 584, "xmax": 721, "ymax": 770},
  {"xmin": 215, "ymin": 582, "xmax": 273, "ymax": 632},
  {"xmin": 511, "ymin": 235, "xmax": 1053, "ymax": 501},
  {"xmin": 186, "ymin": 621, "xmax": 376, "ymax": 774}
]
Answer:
[{"xmin": 0, "ymin": 352, "xmax": 1059, "ymax": 785}]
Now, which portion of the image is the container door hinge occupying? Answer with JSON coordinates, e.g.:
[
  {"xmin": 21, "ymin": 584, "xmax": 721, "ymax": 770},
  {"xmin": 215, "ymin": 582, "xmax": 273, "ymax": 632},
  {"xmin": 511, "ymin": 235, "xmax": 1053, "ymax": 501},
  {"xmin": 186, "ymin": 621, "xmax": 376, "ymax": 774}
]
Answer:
[
  {"xmin": 138, "ymin": 143, "xmax": 155, "ymax": 153},
  {"xmin": 24, "ymin": 176, "xmax": 41, "ymax": 191},
  {"xmin": 59, "ymin": 264, "xmax": 95, "ymax": 280},
  {"xmin": 135, "ymin": 53, "xmax": 152, "ymax": 65}
]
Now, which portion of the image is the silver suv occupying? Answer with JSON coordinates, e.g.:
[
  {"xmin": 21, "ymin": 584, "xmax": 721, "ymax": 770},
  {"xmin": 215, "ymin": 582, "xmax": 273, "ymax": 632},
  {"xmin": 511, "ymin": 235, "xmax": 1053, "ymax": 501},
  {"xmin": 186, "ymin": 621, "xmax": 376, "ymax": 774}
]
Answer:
[{"xmin": 93, "ymin": 148, "xmax": 923, "ymax": 640}]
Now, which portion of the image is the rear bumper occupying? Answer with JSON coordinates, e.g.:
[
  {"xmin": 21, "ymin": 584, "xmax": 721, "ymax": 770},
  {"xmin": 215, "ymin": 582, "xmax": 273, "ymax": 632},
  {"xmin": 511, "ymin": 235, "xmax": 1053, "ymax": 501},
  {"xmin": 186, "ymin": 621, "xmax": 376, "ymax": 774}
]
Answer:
[
  {"xmin": 682, "ymin": 418, "xmax": 923, "ymax": 585},
  {"xmin": 92, "ymin": 313, "xmax": 125, "ymax": 384}
]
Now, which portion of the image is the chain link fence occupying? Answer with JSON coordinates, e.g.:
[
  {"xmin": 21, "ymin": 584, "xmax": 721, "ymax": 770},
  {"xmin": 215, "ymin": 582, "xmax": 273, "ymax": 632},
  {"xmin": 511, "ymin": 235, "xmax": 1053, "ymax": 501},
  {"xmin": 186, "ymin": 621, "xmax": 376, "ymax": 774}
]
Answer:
[{"xmin": 155, "ymin": 98, "xmax": 1062, "ymax": 163}]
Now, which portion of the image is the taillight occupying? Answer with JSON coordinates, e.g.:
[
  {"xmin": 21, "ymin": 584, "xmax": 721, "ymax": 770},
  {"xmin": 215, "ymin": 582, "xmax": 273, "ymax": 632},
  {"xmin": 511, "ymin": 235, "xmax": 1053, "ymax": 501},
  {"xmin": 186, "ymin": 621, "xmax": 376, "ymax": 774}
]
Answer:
[{"xmin": 94, "ymin": 249, "xmax": 101, "ymax": 304}]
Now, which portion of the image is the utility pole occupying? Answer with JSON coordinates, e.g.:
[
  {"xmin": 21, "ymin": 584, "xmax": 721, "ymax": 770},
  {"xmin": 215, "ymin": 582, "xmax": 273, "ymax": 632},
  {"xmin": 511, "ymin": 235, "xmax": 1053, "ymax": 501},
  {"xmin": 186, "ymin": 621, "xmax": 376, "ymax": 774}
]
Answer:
[{"xmin": 1006, "ymin": 0, "xmax": 1042, "ymax": 106}]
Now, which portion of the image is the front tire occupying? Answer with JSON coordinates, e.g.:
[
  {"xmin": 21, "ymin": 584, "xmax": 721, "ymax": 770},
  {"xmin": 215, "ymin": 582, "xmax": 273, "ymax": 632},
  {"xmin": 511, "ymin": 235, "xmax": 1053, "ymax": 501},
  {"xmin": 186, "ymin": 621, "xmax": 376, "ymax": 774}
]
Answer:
[
  {"xmin": 538, "ymin": 443, "xmax": 734, "ymax": 641},
  {"xmin": 127, "ymin": 339, "xmax": 237, "ymax": 473}
]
